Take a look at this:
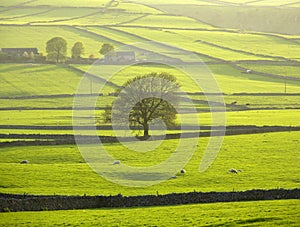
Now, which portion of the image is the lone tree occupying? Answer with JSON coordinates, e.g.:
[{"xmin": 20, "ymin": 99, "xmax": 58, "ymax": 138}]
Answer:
[
  {"xmin": 71, "ymin": 41, "xmax": 84, "ymax": 59},
  {"xmin": 103, "ymin": 72, "xmax": 180, "ymax": 138},
  {"xmin": 99, "ymin": 43, "xmax": 114, "ymax": 56},
  {"xmin": 46, "ymin": 37, "xmax": 67, "ymax": 63}
]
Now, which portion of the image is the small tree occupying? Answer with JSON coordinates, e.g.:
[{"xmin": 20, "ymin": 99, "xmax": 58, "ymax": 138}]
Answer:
[
  {"xmin": 71, "ymin": 41, "xmax": 84, "ymax": 59},
  {"xmin": 99, "ymin": 43, "xmax": 114, "ymax": 56},
  {"xmin": 46, "ymin": 37, "xmax": 67, "ymax": 63},
  {"xmin": 103, "ymin": 72, "xmax": 179, "ymax": 138}
]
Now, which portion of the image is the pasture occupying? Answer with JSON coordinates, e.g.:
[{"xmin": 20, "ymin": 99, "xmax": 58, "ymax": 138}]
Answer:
[
  {"xmin": 167, "ymin": 29, "xmax": 300, "ymax": 61},
  {"xmin": 0, "ymin": 26, "xmax": 108, "ymax": 58},
  {"xmin": 0, "ymin": 200, "xmax": 299, "ymax": 226},
  {"xmin": 115, "ymin": 27, "xmax": 274, "ymax": 61},
  {"xmin": 0, "ymin": 0, "xmax": 299, "ymax": 225},
  {"xmin": 73, "ymin": 64, "xmax": 300, "ymax": 93},
  {"xmin": 0, "ymin": 132, "xmax": 299, "ymax": 195},
  {"xmin": 154, "ymin": 3, "xmax": 300, "ymax": 35},
  {"xmin": 239, "ymin": 64, "xmax": 300, "ymax": 79}
]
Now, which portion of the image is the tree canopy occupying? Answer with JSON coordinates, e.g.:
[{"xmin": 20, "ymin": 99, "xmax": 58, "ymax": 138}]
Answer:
[
  {"xmin": 99, "ymin": 43, "xmax": 114, "ymax": 56},
  {"xmin": 46, "ymin": 37, "xmax": 67, "ymax": 63},
  {"xmin": 71, "ymin": 41, "xmax": 84, "ymax": 59},
  {"xmin": 103, "ymin": 72, "xmax": 180, "ymax": 138}
]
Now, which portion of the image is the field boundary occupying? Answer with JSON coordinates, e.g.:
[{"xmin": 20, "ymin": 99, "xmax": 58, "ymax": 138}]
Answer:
[
  {"xmin": 1, "ymin": 188, "xmax": 299, "ymax": 212},
  {"xmin": 231, "ymin": 64, "xmax": 300, "ymax": 81},
  {"xmin": 1, "ymin": 126, "xmax": 299, "ymax": 147}
]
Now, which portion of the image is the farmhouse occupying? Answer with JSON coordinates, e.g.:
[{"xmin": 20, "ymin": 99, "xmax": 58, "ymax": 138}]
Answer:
[
  {"xmin": 105, "ymin": 51, "xmax": 135, "ymax": 63},
  {"xmin": 1, "ymin": 48, "xmax": 39, "ymax": 57}
]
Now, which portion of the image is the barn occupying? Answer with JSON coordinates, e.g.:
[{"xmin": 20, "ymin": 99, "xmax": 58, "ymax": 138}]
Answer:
[
  {"xmin": 104, "ymin": 51, "xmax": 135, "ymax": 63},
  {"xmin": 1, "ymin": 48, "xmax": 39, "ymax": 57}
]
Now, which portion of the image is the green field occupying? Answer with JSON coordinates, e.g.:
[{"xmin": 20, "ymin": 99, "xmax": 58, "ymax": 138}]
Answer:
[
  {"xmin": 116, "ymin": 27, "xmax": 275, "ymax": 61},
  {"xmin": 0, "ymin": 64, "xmax": 82, "ymax": 96},
  {"xmin": 0, "ymin": 132, "xmax": 299, "ymax": 195},
  {"xmin": 1, "ymin": 200, "xmax": 299, "ymax": 226},
  {"xmin": 0, "ymin": 0, "xmax": 300, "ymax": 225},
  {"xmin": 73, "ymin": 63, "xmax": 300, "ymax": 93},
  {"xmin": 0, "ymin": 26, "xmax": 110, "ymax": 58},
  {"xmin": 167, "ymin": 30, "xmax": 300, "ymax": 61},
  {"xmin": 154, "ymin": 3, "xmax": 300, "ymax": 35},
  {"xmin": 0, "ymin": 108, "xmax": 299, "ymax": 127},
  {"xmin": 239, "ymin": 64, "xmax": 300, "ymax": 79},
  {"xmin": 122, "ymin": 14, "xmax": 213, "ymax": 29}
]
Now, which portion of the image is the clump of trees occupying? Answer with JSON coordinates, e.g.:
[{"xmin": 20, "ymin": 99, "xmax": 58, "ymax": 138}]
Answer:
[
  {"xmin": 46, "ymin": 37, "xmax": 67, "ymax": 63},
  {"xmin": 71, "ymin": 41, "xmax": 84, "ymax": 60},
  {"xmin": 46, "ymin": 38, "xmax": 88, "ymax": 63},
  {"xmin": 1, "ymin": 38, "xmax": 115, "ymax": 64},
  {"xmin": 103, "ymin": 72, "xmax": 179, "ymax": 138},
  {"xmin": 99, "ymin": 43, "xmax": 114, "ymax": 56},
  {"xmin": 46, "ymin": 39, "xmax": 115, "ymax": 63},
  {"xmin": 45, "ymin": 38, "xmax": 114, "ymax": 63}
]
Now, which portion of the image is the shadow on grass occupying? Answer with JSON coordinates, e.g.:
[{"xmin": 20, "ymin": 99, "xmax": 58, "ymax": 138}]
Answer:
[{"xmin": 206, "ymin": 217, "xmax": 281, "ymax": 227}]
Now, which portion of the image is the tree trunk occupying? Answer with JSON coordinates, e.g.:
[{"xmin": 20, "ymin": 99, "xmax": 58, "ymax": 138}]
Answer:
[
  {"xmin": 143, "ymin": 124, "xmax": 149, "ymax": 138},
  {"xmin": 56, "ymin": 50, "xmax": 60, "ymax": 63}
]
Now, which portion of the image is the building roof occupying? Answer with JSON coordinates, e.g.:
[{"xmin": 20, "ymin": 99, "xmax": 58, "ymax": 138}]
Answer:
[
  {"xmin": 1, "ymin": 48, "xmax": 39, "ymax": 54},
  {"xmin": 115, "ymin": 51, "xmax": 135, "ymax": 57}
]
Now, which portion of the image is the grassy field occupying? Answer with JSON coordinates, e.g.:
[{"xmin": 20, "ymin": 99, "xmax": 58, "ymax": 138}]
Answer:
[
  {"xmin": 0, "ymin": 64, "xmax": 82, "ymax": 97},
  {"xmin": 73, "ymin": 63, "xmax": 300, "ymax": 94},
  {"xmin": 0, "ymin": 108, "xmax": 299, "ymax": 127},
  {"xmin": 0, "ymin": 0, "xmax": 300, "ymax": 225},
  {"xmin": 0, "ymin": 132, "xmax": 299, "ymax": 195},
  {"xmin": 247, "ymin": 0, "xmax": 299, "ymax": 6},
  {"xmin": 210, "ymin": 64, "xmax": 300, "ymax": 93},
  {"xmin": 0, "ymin": 64, "xmax": 119, "ymax": 96},
  {"xmin": 1, "ymin": 95, "xmax": 299, "ymax": 110},
  {"xmin": 23, "ymin": 0, "xmax": 110, "ymax": 7},
  {"xmin": 239, "ymin": 64, "xmax": 300, "ymax": 79},
  {"xmin": 115, "ymin": 27, "xmax": 274, "ymax": 61},
  {"xmin": 167, "ymin": 30, "xmax": 300, "ymax": 61},
  {"xmin": 1, "ymin": 63, "xmax": 299, "ymax": 98},
  {"xmin": 82, "ymin": 27, "xmax": 213, "ymax": 62},
  {"xmin": 0, "ymin": 26, "xmax": 108, "ymax": 58},
  {"xmin": 154, "ymin": 4, "xmax": 300, "ymax": 35},
  {"xmin": 0, "ymin": 95, "xmax": 116, "ymax": 109},
  {"xmin": 122, "ymin": 14, "xmax": 213, "ymax": 29},
  {"xmin": 0, "ymin": 200, "xmax": 299, "ymax": 226}
]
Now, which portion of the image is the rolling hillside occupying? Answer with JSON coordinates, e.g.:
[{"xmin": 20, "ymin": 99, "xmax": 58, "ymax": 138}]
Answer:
[{"xmin": 0, "ymin": 1, "xmax": 299, "ymax": 225}]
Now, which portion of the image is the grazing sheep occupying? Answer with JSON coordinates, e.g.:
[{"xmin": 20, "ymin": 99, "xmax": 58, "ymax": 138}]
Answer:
[
  {"xmin": 20, "ymin": 160, "xmax": 28, "ymax": 164},
  {"xmin": 246, "ymin": 69, "xmax": 252, "ymax": 74},
  {"xmin": 228, "ymin": 168, "xmax": 238, "ymax": 174},
  {"xmin": 180, "ymin": 169, "xmax": 186, "ymax": 174},
  {"xmin": 113, "ymin": 160, "xmax": 120, "ymax": 165}
]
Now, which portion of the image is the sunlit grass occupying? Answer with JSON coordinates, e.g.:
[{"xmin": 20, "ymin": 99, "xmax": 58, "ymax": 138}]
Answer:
[
  {"xmin": 0, "ymin": 200, "xmax": 299, "ymax": 226},
  {"xmin": 0, "ymin": 132, "xmax": 299, "ymax": 195}
]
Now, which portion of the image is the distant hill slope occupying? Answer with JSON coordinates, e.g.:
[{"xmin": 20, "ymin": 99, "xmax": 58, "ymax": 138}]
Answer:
[{"xmin": 154, "ymin": 4, "xmax": 300, "ymax": 35}]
